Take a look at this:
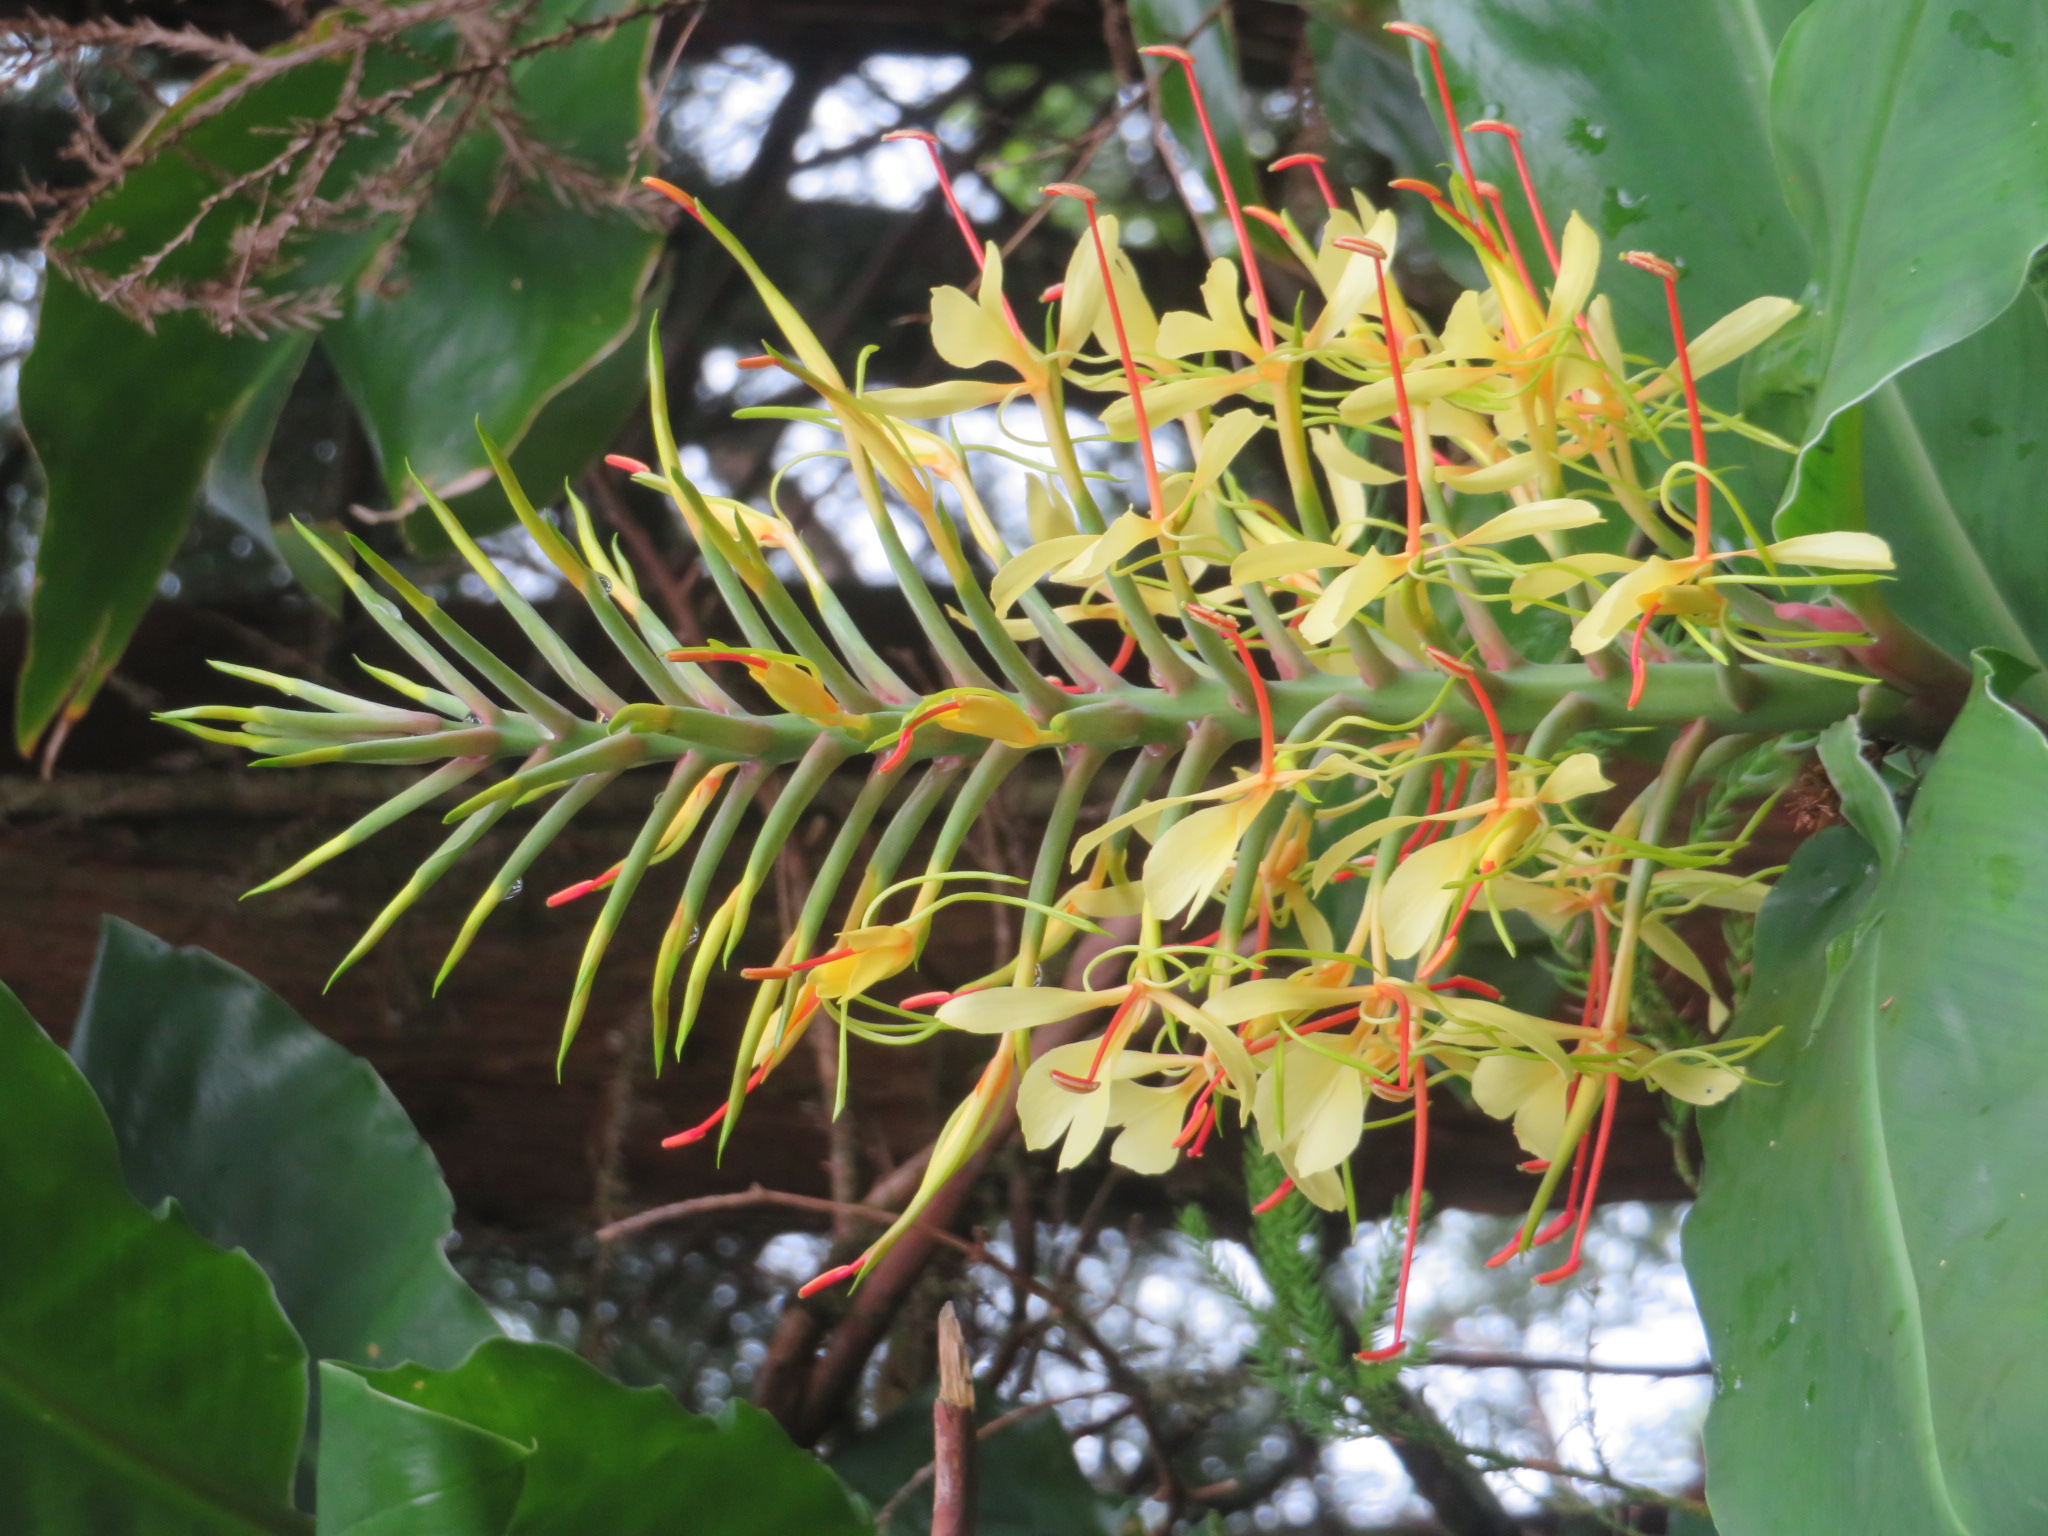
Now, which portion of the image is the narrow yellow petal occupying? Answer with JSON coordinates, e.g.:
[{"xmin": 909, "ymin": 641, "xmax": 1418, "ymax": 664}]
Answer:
[
  {"xmin": 1452, "ymin": 497, "xmax": 1602, "ymax": 547},
  {"xmin": 1762, "ymin": 531, "xmax": 1894, "ymax": 571}
]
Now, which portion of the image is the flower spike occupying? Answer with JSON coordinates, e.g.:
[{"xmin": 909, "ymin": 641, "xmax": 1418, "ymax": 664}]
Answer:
[{"xmin": 177, "ymin": 40, "xmax": 1874, "ymax": 1344}]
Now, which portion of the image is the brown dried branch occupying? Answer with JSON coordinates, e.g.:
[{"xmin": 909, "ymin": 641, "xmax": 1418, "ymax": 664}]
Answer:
[{"xmin": 17, "ymin": 0, "xmax": 701, "ymax": 335}]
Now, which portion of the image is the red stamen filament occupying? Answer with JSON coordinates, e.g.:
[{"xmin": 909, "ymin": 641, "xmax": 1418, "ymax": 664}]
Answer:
[
  {"xmin": 1270, "ymin": 152, "xmax": 1339, "ymax": 211},
  {"xmin": 1337, "ymin": 237, "xmax": 1424, "ymax": 557},
  {"xmin": 1488, "ymin": 1118, "xmax": 1589, "ymax": 1267},
  {"xmin": 1188, "ymin": 1099, "xmax": 1220, "ymax": 1156},
  {"xmin": 661, "ymin": 1054, "xmax": 775, "ymax": 1148},
  {"xmin": 1385, "ymin": 24, "xmax": 1479, "ymax": 208},
  {"xmin": 1359, "ymin": 1062, "xmax": 1429, "ymax": 1362},
  {"xmin": 741, "ymin": 945, "xmax": 854, "ymax": 982},
  {"xmin": 1247, "ymin": 1007, "xmax": 1361, "ymax": 1055},
  {"xmin": 666, "ymin": 648, "xmax": 770, "ymax": 671},
  {"xmin": 1388, "ymin": 177, "xmax": 1500, "ymax": 261},
  {"xmin": 1110, "ymin": 631, "xmax": 1137, "ymax": 675},
  {"xmin": 1425, "ymin": 646, "xmax": 1511, "ymax": 808},
  {"xmin": 1625, "ymin": 251, "xmax": 1711, "ymax": 558},
  {"xmin": 1399, "ymin": 768, "xmax": 1448, "ymax": 859},
  {"xmin": 1435, "ymin": 975, "xmax": 1502, "ymax": 1000},
  {"xmin": 1191, "ymin": 607, "xmax": 1274, "ymax": 777},
  {"xmin": 1418, "ymin": 761, "xmax": 1472, "ymax": 850},
  {"xmin": 1627, "ymin": 601, "xmax": 1660, "ymax": 711},
  {"xmin": 1417, "ymin": 860, "xmax": 1496, "ymax": 981},
  {"xmin": 1140, "ymin": 46, "xmax": 1276, "ymax": 351},
  {"xmin": 1051, "ymin": 991, "xmax": 1145, "ymax": 1093},
  {"xmin": 1175, "ymin": 1073, "xmax": 1225, "ymax": 1147},
  {"xmin": 1475, "ymin": 181, "xmax": 1537, "ymax": 297},
  {"xmin": 1046, "ymin": 183, "xmax": 1171, "ymax": 519},
  {"xmin": 886, "ymin": 129, "xmax": 1026, "ymax": 341},
  {"xmin": 1469, "ymin": 121, "xmax": 1559, "ymax": 274},
  {"xmin": 1538, "ymin": 1076, "xmax": 1617, "ymax": 1285},
  {"xmin": 878, "ymin": 699, "xmax": 964, "ymax": 774},
  {"xmin": 1251, "ymin": 1177, "xmax": 1296, "ymax": 1216}
]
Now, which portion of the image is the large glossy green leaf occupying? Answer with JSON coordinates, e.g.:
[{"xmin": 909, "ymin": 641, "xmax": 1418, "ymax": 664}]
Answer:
[
  {"xmin": 315, "ymin": 1364, "xmax": 527, "ymax": 1536},
  {"xmin": 0, "ymin": 978, "xmax": 309, "ymax": 1534},
  {"xmin": 1389, "ymin": 0, "xmax": 1811, "ymax": 366},
  {"xmin": 1850, "ymin": 294, "xmax": 2048, "ymax": 673},
  {"xmin": 829, "ymin": 1386, "xmax": 1112, "ymax": 1536},
  {"xmin": 351, "ymin": 1339, "xmax": 874, "ymax": 1536},
  {"xmin": 1688, "ymin": 657, "xmax": 2048, "ymax": 1533},
  {"xmin": 70, "ymin": 919, "xmax": 499, "ymax": 1373},
  {"xmin": 322, "ymin": 0, "xmax": 660, "ymax": 511},
  {"xmin": 1772, "ymin": 0, "xmax": 2048, "ymax": 436}
]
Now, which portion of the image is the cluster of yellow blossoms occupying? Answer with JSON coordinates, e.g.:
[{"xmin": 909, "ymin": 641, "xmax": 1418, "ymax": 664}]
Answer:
[{"xmin": 175, "ymin": 28, "xmax": 1887, "ymax": 1352}]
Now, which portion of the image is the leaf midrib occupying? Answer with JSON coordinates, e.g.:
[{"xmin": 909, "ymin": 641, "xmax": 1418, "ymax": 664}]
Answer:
[{"xmin": 0, "ymin": 1343, "xmax": 310, "ymax": 1536}]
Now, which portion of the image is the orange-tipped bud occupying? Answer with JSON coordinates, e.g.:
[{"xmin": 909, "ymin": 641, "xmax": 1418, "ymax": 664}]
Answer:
[
  {"xmin": 1040, "ymin": 181, "xmax": 1096, "ymax": 202},
  {"xmin": 641, "ymin": 176, "xmax": 701, "ymax": 219},
  {"xmin": 735, "ymin": 353, "xmax": 778, "ymax": 370},
  {"xmin": 1243, "ymin": 205, "xmax": 1292, "ymax": 236},
  {"xmin": 605, "ymin": 454, "xmax": 652, "ymax": 475},
  {"xmin": 1388, "ymin": 176, "xmax": 1442, "ymax": 200},
  {"xmin": 1039, "ymin": 282, "xmax": 1065, "ymax": 303},
  {"xmin": 798, "ymin": 1259, "xmax": 866, "ymax": 1298},
  {"xmin": 1622, "ymin": 250, "xmax": 1681, "ymax": 281},
  {"xmin": 1331, "ymin": 235, "xmax": 1388, "ymax": 261},
  {"xmin": 1270, "ymin": 151, "xmax": 1339, "ymax": 210}
]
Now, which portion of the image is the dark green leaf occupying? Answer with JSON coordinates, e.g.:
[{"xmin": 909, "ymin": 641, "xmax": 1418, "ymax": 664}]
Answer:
[
  {"xmin": 1814, "ymin": 716, "xmax": 1899, "ymax": 869},
  {"xmin": 1689, "ymin": 659, "xmax": 2048, "ymax": 1532},
  {"xmin": 315, "ymin": 1364, "xmax": 527, "ymax": 1536},
  {"xmin": 70, "ymin": 918, "xmax": 499, "ymax": 1373},
  {"xmin": 205, "ymin": 334, "xmax": 316, "ymax": 549},
  {"xmin": 830, "ymin": 1386, "xmax": 1111, "ymax": 1536},
  {"xmin": 413, "ymin": 294, "xmax": 658, "ymax": 550},
  {"xmin": 0, "ymin": 978, "xmax": 309, "ymax": 1534},
  {"xmin": 1853, "ymin": 293, "xmax": 2048, "ymax": 675},
  {"xmin": 322, "ymin": 1, "xmax": 660, "ymax": 509},
  {"xmin": 1772, "ymin": 0, "xmax": 2048, "ymax": 434},
  {"xmin": 15, "ymin": 284, "xmax": 290, "ymax": 751},
  {"xmin": 352, "ymin": 1338, "xmax": 874, "ymax": 1535}
]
